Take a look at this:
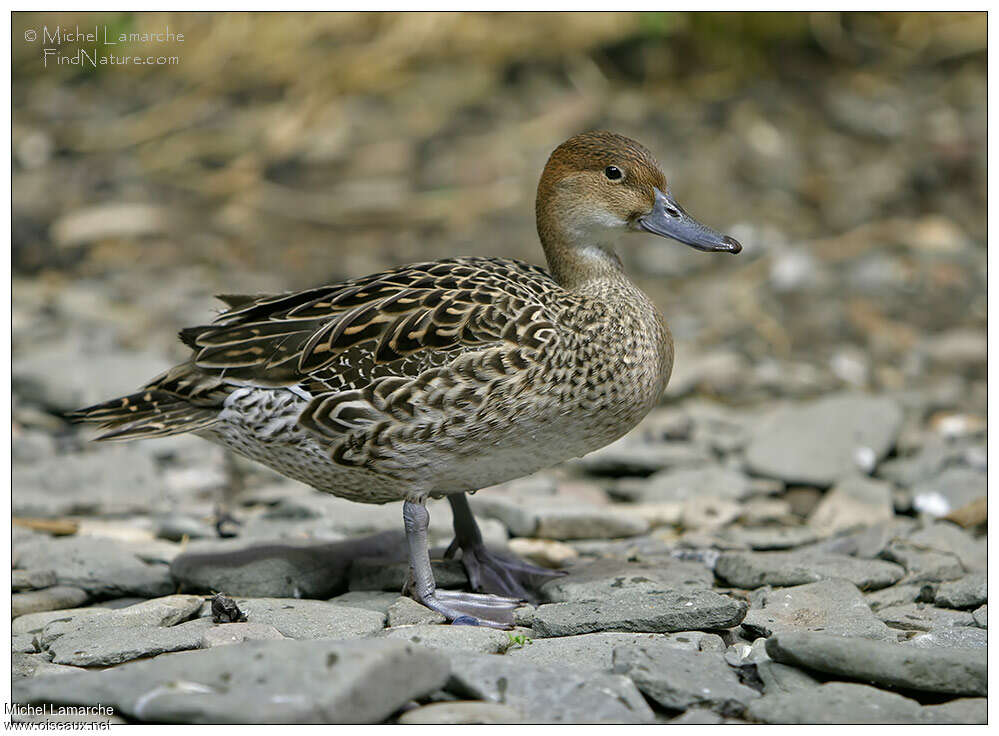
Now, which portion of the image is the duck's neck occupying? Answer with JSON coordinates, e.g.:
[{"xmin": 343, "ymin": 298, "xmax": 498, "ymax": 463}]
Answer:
[{"xmin": 538, "ymin": 221, "xmax": 631, "ymax": 292}]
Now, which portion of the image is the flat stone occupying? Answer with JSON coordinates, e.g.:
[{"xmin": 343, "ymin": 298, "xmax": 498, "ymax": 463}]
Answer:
[
  {"xmin": 539, "ymin": 557, "xmax": 714, "ymax": 603},
  {"xmin": 505, "ymin": 538, "xmax": 578, "ymax": 568},
  {"xmin": 48, "ymin": 618, "xmax": 214, "ymax": 666},
  {"xmin": 934, "ymin": 573, "xmax": 986, "ymax": 609},
  {"xmin": 923, "ymin": 698, "xmax": 987, "ymax": 725},
  {"xmin": 742, "ymin": 579, "xmax": 892, "ymax": 640},
  {"xmin": 471, "ymin": 496, "xmax": 646, "ymax": 540},
  {"xmin": 12, "ymin": 587, "xmax": 89, "ymax": 618},
  {"xmin": 747, "ymin": 682, "xmax": 931, "ymax": 724},
  {"xmin": 615, "ymin": 644, "xmax": 760, "ymax": 717},
  {"xmin": 744, "ymin": 394, "xmax": 903, "ymax": 486},
  {"xmin": 12, "ymin": 634, "xmax": 40, "ymax": 653},
  {"xmin": 864, "ymin": 583, "xmax": 934, "ymax": 611},
  {"xmin": 880, "ymin": 540, "xmax": 965, "ymax": 583},
  {"xmin": 667, "ymin": 708, "xmax": 726, "ymax": 724},
  {"xmin": 14, "ymin": 536, "xmax": 173, "ymax": 598},
  {"xmin": 154, "ymin": 513, "xmax": 217, "ymax": 542},
  {"xmin": 227, "ymin": 598, "xmax": 385, "ymax": 639},
  {"xmin": 200, "ymin": 622, "xmax": 287, "ymax": 648},
  {"xmin": 445, "ymin": 652, "xmax": 654, "ymax": 723},
  {"xmin": 907, "ymin": 521, "xmax": 986, "ymax": 571},
  {"xmin": 348, "ymin": 557, "xmax": 467, "ymax": 592},
  {"xmin": 574, "ymin": 438, "xmax": 711, "ymax": 476},
  {"xmin": 12, "ymin": 569, "xmax": 58, "ymax": 591},
  {"xmin": 903, "ymin": 627, "xmax": 987, "ymax": 649},
  {"xmin": 972, "ymin": 605, "xmax": 986, "ymax": 628},
  {"xmin": 712, "ymin": 526, "xmax": 821, "ymax": 551},
  {"xmin": 379, "ymin": 625, "xmax": 511, "ymax": 655},
  {"xmin": 15, "ymin": 639, "xmax": 449, "ymax": 724},
  {"xmin": 173, "ymin": 531, "xmax": 407, "ymax": 598},
  {"xmin": 755, "ymin": 660, "xmax": 822, "ymax": 695},
  {"xmin": 387, "ymin": 596, "xmax": 446, "ymax": 627},
  {"xmin": 766, "ymin": 631, "xmax": 987, "ymax": 696},
  {"xmin": 12, "ymin": 653, "xmax": 82, "ymax": 680},
  {"xmin": 909, "ymin": 467, "xmax": 986, "ymax": 519},
  {"xmin": 715, "ymin": 551, "xmax": 904, "ymax": 590},
  {"xmin": 12, "ymin": 607, "xmax": 108, "ymax": 636},
  {"xmin": 817, "ymin": 518, "xmax": 916, "ymax": 559},
  {"xmin": 38, "ymin": 595, "xmax": 205, "ymax": 647},
  {"xmin": 876, "ymin": 603, "xmax": 976, "ymax": 631},
  {"xmin": 618, "ymin": 466, "xmax": 753, "ymax": 504},
  {"xmin": 532, "ymin": 589, "xmax": 747, "ymax": 637},
  {"xmin": 807, "ymin": 475, "xmax": 894, "ymax": 533},
  {"xmin": 327, "ymin": 590, "xmax": 400, "ymax": 614},
  {"xmin": 398, "ymin": 701, "xmax": 523, "ymax": 724},
  {"xmin": 505, "ymin": 631, "xmax": 725, "ymax": 671}
]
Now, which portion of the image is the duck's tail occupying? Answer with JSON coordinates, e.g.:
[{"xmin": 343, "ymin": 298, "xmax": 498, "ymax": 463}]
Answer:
[{"xmin": 68, "ymin": 388, "xmax": 221, "ymax": 441}]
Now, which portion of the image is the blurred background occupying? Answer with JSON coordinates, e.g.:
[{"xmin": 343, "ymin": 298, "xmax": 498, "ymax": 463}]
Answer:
[{"xmin": 12, "ymin": 12, "xmax": 986, "ymax": 515}]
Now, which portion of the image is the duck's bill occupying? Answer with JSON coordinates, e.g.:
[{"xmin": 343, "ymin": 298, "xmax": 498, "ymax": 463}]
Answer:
[{"xmin": 637, "ymin": 187, "xmax": 742, "ymax": 254}]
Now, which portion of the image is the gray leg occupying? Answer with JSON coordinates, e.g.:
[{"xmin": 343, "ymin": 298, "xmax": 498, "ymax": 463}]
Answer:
[
  {"xmin": 403, "ymin": 500, "xmax": 519, "ymax": 628},
  {"xmin": 446, "ymin": 493, "xmax": 566, "ymax": 600}
]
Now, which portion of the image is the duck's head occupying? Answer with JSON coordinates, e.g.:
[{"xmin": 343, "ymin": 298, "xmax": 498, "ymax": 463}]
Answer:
[{"xmin": 536, "ymin": 131, "xmax": 741, "ymax": 276}]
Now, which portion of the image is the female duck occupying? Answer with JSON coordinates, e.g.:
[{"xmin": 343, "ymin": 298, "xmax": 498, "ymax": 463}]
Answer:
[{"xmin": 73, "ymin": 131, "xmax": 740, "ymax": 627}]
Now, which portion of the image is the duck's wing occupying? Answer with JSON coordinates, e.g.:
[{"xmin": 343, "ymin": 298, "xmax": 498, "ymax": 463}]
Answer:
[{"xmin": 181, "ymin": 257, "xmax": 562, "ymax": 392}]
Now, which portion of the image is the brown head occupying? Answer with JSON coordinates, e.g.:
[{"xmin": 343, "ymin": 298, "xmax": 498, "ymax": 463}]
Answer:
[{"xmin": 536, "ymin": 131, "xmax": 740, "ymax": 286}]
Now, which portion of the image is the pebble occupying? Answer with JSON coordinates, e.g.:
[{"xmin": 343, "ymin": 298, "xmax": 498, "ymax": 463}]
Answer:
[
  {"xmin": 972, "ymin": 604, "xmax": 986, "ymax": 628},
  {"xmin": 222, "ymin": 598, "xmax": 386, "ymax": 639},
  {"xmin": 934, "ymin": 573, "xmax": 987, "ymax": 609},
  {"xmin": 349, "ymin": 557, "xmax": 467, "ymax": 592},
  {"xmin": 386, "ymin": 596, "xmax": 447, "ymax": 627},
  {"xmin": 12, "ymin": 652, "xmax": 82, "ymax": 680},
  {"xmin": 12, "ymin": 586, "xmax": 89, "ymax": 618},
  {"xmin": 747, "ymin": 681, "xmax": 939, "ymax": 724},
  {"xmin": 504, "ymin": 631, "xmax": 725, "ymax": 671},
  {"xmin": 910, "ymin": 467, "xmax": 986, "ymax": 519},
  {"xmin": 200, "ymin": 622, "xmax": 287, "ymax": 648},
  {"xmin": 807, "ymin": 475, "xmax": 894, "ymax": 533},
  {"xmin": 875, "ymin": 603, "xmax": 976, "ymax": 631},
  {"xmin": 864, "ymin": 583, "xmax": 934, "ymax": 611},
  {"xmin": 398, "ymin": 701, "xmax": 523, "ymax": 724},
  {"xmin": 741, "ymin": 579, "xmax": 891, "ymax": 639},
  {"xmin": 711, "ymin": 526, "xmax": 820, "ymax": 551},
  {"xmin": 714, "ymin": 550, "xmax": 904, "ymax": 590},
  {"xmin": 573, "ymin": 437, "xmax": 711, "ymax": 476},
  {"xmin": 379, "ymin": 624, "xmax": 511, "ymax": 655},
  {"xmin": 903, "ymin": 627, "xmax": 987, "ymax": 649},
  {"xmin": 471, "ymin": 496, "xmax": 647, "ymax": 540},
  {"xmin": 14, "ymin": 536, "xmax": 173, "ymax": 599},
  {"xmin": 531, "ymin": 589, "xmax": 747, "ymax": 637},
  {"xmin": 14, "ymin": 639, "xmax": 449, "ymax": 724},
  {"xmin": 444, "ymin": 652, "xmax": 654, "ymax": 723},
  {"xmin": 327, "ymin": 590, "xmax": 400, "ymax": 614},
  {"xmin": 743, "ymin": 394, "xmax": 903, "ymax": 485},
  {"xmin": 505, "ymin": 537, "xmax": 578, "ymax": 567},
  {"xmin": 880, "ymin": 540, "xmax": 965, "ymax": 583},
  {"xmin": 766, "ymin": 631, "xmax": 986, "ymax": 695},
  {"xmin": 907, "ymin": 522, "xmax": 986, "ymax": 571},
  {"xmin": 614, "ymin": 643, "xmax": 760, "ymax": 716},
  {"xmin": 48, "ymin": 618, "xmax": 214, "ymax": 666},
  {"xmin": 11, "ymin": 569, "xmax": 58, "ymax": 591},
  {"xmin": 617, "ymin": 466, "xmax": 752, "ymax": 504},
  {"xmin": 538, "ymin": 557, "xmax": 714, "ymax": 603}
]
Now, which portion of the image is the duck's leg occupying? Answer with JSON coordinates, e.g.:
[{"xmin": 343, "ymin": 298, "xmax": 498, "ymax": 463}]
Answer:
[
  {"xmin": 403, "ymin": 500, "xmax": 519, "ymax": 629},
  {"xmin": 445, "ymin": 492, "xmax": 566, "ymax": 600}
]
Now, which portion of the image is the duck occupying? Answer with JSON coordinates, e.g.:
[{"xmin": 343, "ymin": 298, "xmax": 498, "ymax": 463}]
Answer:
[{"xmin": 71, "ymin": 131, "xmax": 741, "ymax": 628}]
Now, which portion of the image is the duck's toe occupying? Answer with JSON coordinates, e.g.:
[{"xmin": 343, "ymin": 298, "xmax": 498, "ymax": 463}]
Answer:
[{"xmin": 451, "ymin": 543, "xmax": 567, "ymax": 601}]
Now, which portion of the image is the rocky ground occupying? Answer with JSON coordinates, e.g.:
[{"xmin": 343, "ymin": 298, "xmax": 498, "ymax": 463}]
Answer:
[{"xmin": 12, "ymin": 11, "xmax": 986, "ymax": 726}]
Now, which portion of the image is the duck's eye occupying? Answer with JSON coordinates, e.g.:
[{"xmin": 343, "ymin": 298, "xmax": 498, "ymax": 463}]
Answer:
[{"xmin": 604, "ymin": 166, "xmax": 623, "ymax": 181}]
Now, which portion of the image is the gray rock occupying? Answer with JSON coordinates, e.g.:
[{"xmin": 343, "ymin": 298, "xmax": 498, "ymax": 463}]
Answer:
[
  {"xmin": 539, "ymin": 557, "xmax": 714, "ymax": 603},
  {"xmin": 864, "ymin": 583, "xmax": 935, "ymax": 611},
  {"xmin": 815, "ymin": 517, "xmax": 916, "ymax": 559},
  {"xmin": 903, "ymin": 627, "xmax": 987, "ymax": 649},
  {"xmin": 972, "ymin": 604, "xmax": 986, "ymax": 628},
  {"xmin": 48, "ymin": 618, "xmax": 214, "ymax": 666},
  {"xmin": 876, "ymin": 603, "xmax": 976, "ymax": 631},
  {"xmin": 910, "ymin": 467, "xmax": 986, "ymax": 518},
  {"xmin": 154, "ymin": 513, "xmax": 217, "ymax": 542},
  {"xmin": 349, "ymin": 557, "xmax": 467, "ymax": 592},
  {"xmin": 11, "ymin": 569, "xmax": 58, "ymax": 591},
  {"xmin": 766, "ymin": 631, "xmax": 987, "ymax": 696},
  {"xmin": 715, "ymin": 551, "xmax": 904, "ymax": 590},
  {"xmin": 923, "ymin": 698, "xmax": 987, "ymax": 725},
  {"xmin": 328, "ymin": 590, "xmax": 400, "ymax": 614},
  {"xmin": 532, "ymin": 589, "xmax": 747, "ymax": 637},
  {"xmin": 387, "ymin": 596, "xmax": 447, "ymax": 627},
  {"xmin": 229, "ymin": 598, "xmax": 385, "ymax": 639},
  {"xmin": 755, "ymin": 660, "xmax": 822, "ymax": 695},
  {"xmin": 12, "ymin": 653, "xmax": 82, "ymax": 680},
  {"xmin": 711, "ymin": 526, "xmax": 821, "ymax": 551},
  {"xmin": 41, "ymin": 595, "xmax": 204, "ymax": 644},
  {"xmin": 613, "ymin": 642, "xmax": 760, "ymax": 715},
  {"xmin": 15, "ymin": 536, "xmax": 173, "ymax": 598},
  {"xmin": 574, "ymin": 438, "xmax": 711, "ymax": 476},
  {"xmin": 807, "ymin": 475, "xmax": 894, "ymax": 533},
  {"xmin": 747, "ymin": 682, "xmax": 931, "ymax": 724},
  {"xmin": 908, "ymin": 522, "xmax": 985, "ymax": 571},
  {"xmin": 744, "ymin": 394, "xmax": 903, "ymax": 485},
  {"xmin": 173, "ymin": 530, "xmax": 406, "ymax": 598},
  {"xmin": 445, "ymin": 652, "xmax": 654, "ymax": 723},
  {"xmin": 398, "ymin": 701, "xmax": 523, "ymax": 724},
  {"xmin": 618, "ymin": 466, "xmax": 752, "ymax": 504},
  {"xmin": 880, "ymin": 540, "xmax": 965, "ymax": 583},
  {"xmin": 878, "ymin": 439, "xmax": 982, "ymax": 486},
  {"xmin": 12, "ymin": 634, "xmax": 39, "ymax": 653},
  {"xmin": 12, "ymin": 587, "xmax": 89, "ymax": 618},
  {"xmin": 12, "ymin": 608, "xmax": 108, "ymax": 636},
  {"xmin": 15, "ymin": 639, "xmax": 449, "ymax": 724},
  {"xmin": 200, "ymin": 622, "xmax": 287, "ymax": 648},
  {"xmin": 667, "ymin": 708, "xmax": 726, "ymax": 724},
  {"xmin": 505, "ymin": 631, "xmax": 725, "ymax": 671},
  {"xmin": 379, "ymin": 624, "xmax": 511, "ymax": 655},
  {"xmin": 934, "ymin": 573, "xmax": 987, "ymax": 609},
  {"xmin": 742, "ymin": 579, "xmax": 891, "ymax": 640},
  {"xmin": 470, "ymin": 496, "xmax": 646, "ymax": 540}
]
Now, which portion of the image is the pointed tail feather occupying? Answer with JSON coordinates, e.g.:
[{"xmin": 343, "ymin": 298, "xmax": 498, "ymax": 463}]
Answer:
[{"xmin": 68, "ymin": 389, "xmax": 219, "ymax": 441}]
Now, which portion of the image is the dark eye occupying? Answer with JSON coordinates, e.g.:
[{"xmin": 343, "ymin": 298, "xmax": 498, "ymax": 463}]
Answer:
[{"xmin": 604, "ymin": 166, "xmax": 623, "ymax": 181}]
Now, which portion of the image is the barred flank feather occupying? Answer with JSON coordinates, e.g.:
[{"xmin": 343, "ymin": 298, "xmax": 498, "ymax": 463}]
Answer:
[{"xmin": 67, "ymin": 389, "xmax": 219, "ymax": 441}]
